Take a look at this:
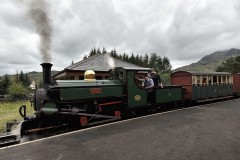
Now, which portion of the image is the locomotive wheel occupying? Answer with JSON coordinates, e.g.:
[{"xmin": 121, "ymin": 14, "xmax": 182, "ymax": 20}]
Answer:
[{"xmin": 80, "ymin": 116, "xmax": 88, "ymax": 126}]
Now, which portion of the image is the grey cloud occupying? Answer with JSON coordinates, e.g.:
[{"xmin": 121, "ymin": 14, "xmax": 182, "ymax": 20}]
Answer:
[
  {"xmin": 166, "ymin": 0, "xmax": 240, "ymax": 61},
  {"xmin": 0, "ymin": 1, "xmax": 35, "ymax": 33},
  {"xmin": 52, "ymin": 0, "xmax": 127, "ymax": 58},
  {"xmin": 1, "ymin": 0, "xmax": 240, "ymax": 75}
]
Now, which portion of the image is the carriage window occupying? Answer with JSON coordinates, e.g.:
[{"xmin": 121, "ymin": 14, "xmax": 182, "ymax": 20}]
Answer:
[
  {"xmin": 222, "ymin": 76, "xmax": 226, "ymax": 84},
  {"xmin": 196, "ymin": 76, "xmax": 201, "ymax": 85},
  {"xmin": 226, "ymin": 76, "xmax": 230, "ymax": 84},
  {"xmin": 192, "ymin": 76, "xmax": 196, "ymax": 85},
  {"xmin": 213, "ymin": 76, "xmax": 217, "ymax": 85},
  {"xmin": 230, "ymin": 75, "xmax": 233, "ymax": 84},
  {"xmin": 202, "ymin": 76, "xmax": 207, "ymax": 85},
  {"xmin": 208, "ymin": 75, "xmax": 212, "ymax": 85},
  {"xmin": 218, "ymin": 76, "xmax": 222, "ymax": 84}
]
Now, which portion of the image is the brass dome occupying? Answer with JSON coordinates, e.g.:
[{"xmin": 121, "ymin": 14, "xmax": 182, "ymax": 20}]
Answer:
[{"xmin": 84, "ymin": 70, "xmax": 96, "ymax": 81}]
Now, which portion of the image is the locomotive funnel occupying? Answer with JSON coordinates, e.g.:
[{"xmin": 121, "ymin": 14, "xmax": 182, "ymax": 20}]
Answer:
[{"xmin": 41, "ymin": 63, "xmax": 53, "ymax": 89}]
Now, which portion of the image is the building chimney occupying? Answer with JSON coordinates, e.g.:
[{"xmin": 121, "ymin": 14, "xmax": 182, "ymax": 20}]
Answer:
[{"xmin": 41, "ymin": 63, "xmax": 53, "ymax": 89}]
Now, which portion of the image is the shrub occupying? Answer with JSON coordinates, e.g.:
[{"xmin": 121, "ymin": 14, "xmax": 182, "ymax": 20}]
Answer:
[{"xmin": 8, "ymin": 83, "xmax": 29, "ymax": 99}]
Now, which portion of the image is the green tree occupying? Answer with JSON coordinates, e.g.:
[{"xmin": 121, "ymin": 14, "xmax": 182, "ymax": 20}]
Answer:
[
  {"xmin": 15, "ymin": 70, "xmax": 19, "ymax": 83},
  {"xmin": 129, "ymin": 53, "xmax": 135, "ymax": 64},
  {"xmin": 8, "ymin": 82, "xmax": 28, "ymax": 99},
  {"xmin": 135, "ymin": 54, "xmax": 140, "ymax": 66},
  {"xmin": 97, "ymin": 48, "xmax": 102, "ymax": 54},
  {"xmin": 143, "ymin": 54, "xmax": 149, "ymax": 67},
  {"xmin": 83, "ymin": 55, "xmax": 88, "ymax": 60},
  {"xmin": 118, "ymin": 54, "xmax": 123, "ymax": 60},
  {"xmin": 38, "ymin": 80, "xmax": 43, "ymax": 88},
  {"xmin": 160, "ymin": 73, "xmax": 171, "ymax": 85},
  {"xmin": 0, "ymin": 80, "xmax": 3, "ymax": 95},
  {"xmin": 122, "ymin": 53, "xmax": 129, "ymax": 62},
  {"xmin": 70, "ymin": 60, "xmax": 74, "ymax": 66},
  {"xmin": 102, "ymin": 47, "xmax": 107, "ymax": 54},
  {"xmin": 0, "ymin": 74, "xmax": 11, "ymax": 95},
  {"xmin": 139, "ymin": 55, "xmax": 143, "ymax": 66},
  {"xmin": 161, "ymin": 56, "xmax": 172, "ymax": 73},
  {"xmin": 156, "ymin": 56, "xmax": 163, "ymax": 72},
  {"xmin": 19, "ymin": 71, "xmax": 25, "ymax": 83},
  {"xmin": 216, "ymin": 56, "xmax": 240, "ymax": 73},
  {"xmin": 16, "ymin": 71, "xmax": 31, "ymax": 88},
  {"xmin": 23, "ymin": 73, "xmax": 31, "ymax": 88},
  {"xmin": 149, "ymin": 53, "xmax": 158, "ymax": 68},
  {"xmin": 110, "ymin": 49, "xmax": 118, "ymax": 58},
  {"xmin": 89, "ymin": 47, "xmax": 97, "ymax": 57}
]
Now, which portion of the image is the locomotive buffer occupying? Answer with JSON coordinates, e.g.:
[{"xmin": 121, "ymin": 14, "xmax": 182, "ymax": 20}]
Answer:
[
  {"xmin": 0, "ymin": 134, "xmax": 20, "ymax": 147},
  {"xmin": 0, "ymin": 120, "xmax": 21, "ymax": 147}
]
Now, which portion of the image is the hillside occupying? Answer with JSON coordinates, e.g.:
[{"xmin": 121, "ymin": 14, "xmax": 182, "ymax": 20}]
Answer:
[
  {"xmin": 27, "ymin": 70, "xmax": 60, "ymax": 85},
  {"xmin": 5, "ymin": 71, "xmax": 60, "ymax": 86},
  {"xmin": 175, "ymin": 48, "xmax": 240, "ymax": 72}
]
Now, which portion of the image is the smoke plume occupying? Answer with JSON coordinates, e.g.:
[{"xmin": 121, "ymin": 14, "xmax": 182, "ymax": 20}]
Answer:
[
  {"xmin": 104, "ymin": 54, "xmax": 115, "ymax": 68},
  {"xmin": 25, "ymin": 0, "xmax": 52, "ymax": 62}
]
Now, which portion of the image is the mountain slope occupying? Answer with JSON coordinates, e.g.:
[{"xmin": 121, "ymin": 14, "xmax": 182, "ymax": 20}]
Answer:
[{"xmin": 175, "ymin": 48, "xmax": 240, "ymax": 72}]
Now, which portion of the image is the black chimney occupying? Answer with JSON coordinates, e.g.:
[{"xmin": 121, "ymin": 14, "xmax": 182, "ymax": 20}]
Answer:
[{"xmin": 41, "ymin": 63, "xmax": 53, "ymax": 89}]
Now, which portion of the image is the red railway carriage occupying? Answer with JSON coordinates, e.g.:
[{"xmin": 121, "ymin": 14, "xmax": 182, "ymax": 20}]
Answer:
[
  {"xmin": 170, "ymin": 71, "xmax": 192, "ymax": 99},
  {"xmin": 171, "ymin": 71, "xmax": 234, "ymax": 100},
  {"xmin": 233, "ymin": 73, "xmax": 240, "ymax": 96}
]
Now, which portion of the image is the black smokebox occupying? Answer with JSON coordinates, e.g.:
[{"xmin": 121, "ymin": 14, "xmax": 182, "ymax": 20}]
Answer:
[{"xmin": 41, "ymin": 63, "xmax": 52, "ymax": 89}]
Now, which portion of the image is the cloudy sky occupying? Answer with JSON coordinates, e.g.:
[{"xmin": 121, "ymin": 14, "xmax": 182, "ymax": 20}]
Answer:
[{"xmin": 1, "ymin": 0, "xmax": 240, "ymax": 75}]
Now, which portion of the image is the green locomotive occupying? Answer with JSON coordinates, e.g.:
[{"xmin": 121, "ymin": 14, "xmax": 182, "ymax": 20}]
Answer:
[{"xmin": 19, "ymin": 63, "xmax": 183, "ymax": 133}]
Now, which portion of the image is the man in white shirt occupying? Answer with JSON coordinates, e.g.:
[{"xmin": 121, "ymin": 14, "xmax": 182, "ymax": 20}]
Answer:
[{"xmin": 136, "ymin": 74, "xmax": 154, "ymax": 105}]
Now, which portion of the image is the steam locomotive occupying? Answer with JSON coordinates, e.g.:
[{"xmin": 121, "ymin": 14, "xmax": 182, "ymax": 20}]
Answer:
[{"xmin": 18, "ymin": 63, "xmax": 240, "ymax": 135}]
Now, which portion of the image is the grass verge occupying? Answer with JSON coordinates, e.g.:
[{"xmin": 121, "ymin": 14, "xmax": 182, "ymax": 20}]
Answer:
[{"xmin": 0, "ymin": 100, "xmax": 35, "ymax": 133}]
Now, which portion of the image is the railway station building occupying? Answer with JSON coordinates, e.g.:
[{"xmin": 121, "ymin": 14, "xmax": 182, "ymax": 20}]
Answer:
[{"xmin": 53, "ymin": 53, "xmax": 146, "ymax": 80}]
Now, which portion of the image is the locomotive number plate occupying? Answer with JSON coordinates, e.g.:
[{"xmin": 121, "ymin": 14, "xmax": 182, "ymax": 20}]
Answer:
[{"xmin": 90, "ymin": 88, "xmax": 102, "ymax": 94}]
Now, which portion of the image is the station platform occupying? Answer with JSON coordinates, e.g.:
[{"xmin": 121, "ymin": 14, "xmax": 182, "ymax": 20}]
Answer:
[{"xmin": 1, "ymin": 99, "xmax": 240, "ymax": 160}]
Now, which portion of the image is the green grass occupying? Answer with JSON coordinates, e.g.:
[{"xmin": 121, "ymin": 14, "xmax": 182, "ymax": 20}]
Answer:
[{"xmin": 0, "ymin": 100, "xmax": 35, "ymax": 133}]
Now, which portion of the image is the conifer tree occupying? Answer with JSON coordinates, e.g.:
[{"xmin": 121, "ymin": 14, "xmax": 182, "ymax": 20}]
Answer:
[
  {"xmin": 97, "ymin": 48, "xmax": 101, "ymax": 54},
  {"xmin": 143, "ymin": 54, "xmax": 149, "ymax": 67},
  {"xmin": 19, "ymin": 71, "xmax": 25, "ymax": 84},
  {"xmin": 83, "ymin": 55, "xmax": 88, "ymax": 60},
  {"xmin": 162, "ymin": 56, "xmax": 172, "ymax": 73},
  {"xmin": 89, "ymin": 47, "xmax": 97, "ymax": 57},
  {"xmin": 0, "ymin": 74, "xmax": 11, "ymax": 95},
  {"xmin": 23, "ymin": 73, "xmax": 31, "ymax": 88},
  {"xmin": 102, "ymin": 47, "xmax": 107, "ymax": 54},
  {"xmin": 129, "ymin": 53, "xmax": 135, "ymax": 64},
  {"xmin": 149, "ymin": 53, "xmax": 158, "ymax": 67}
]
